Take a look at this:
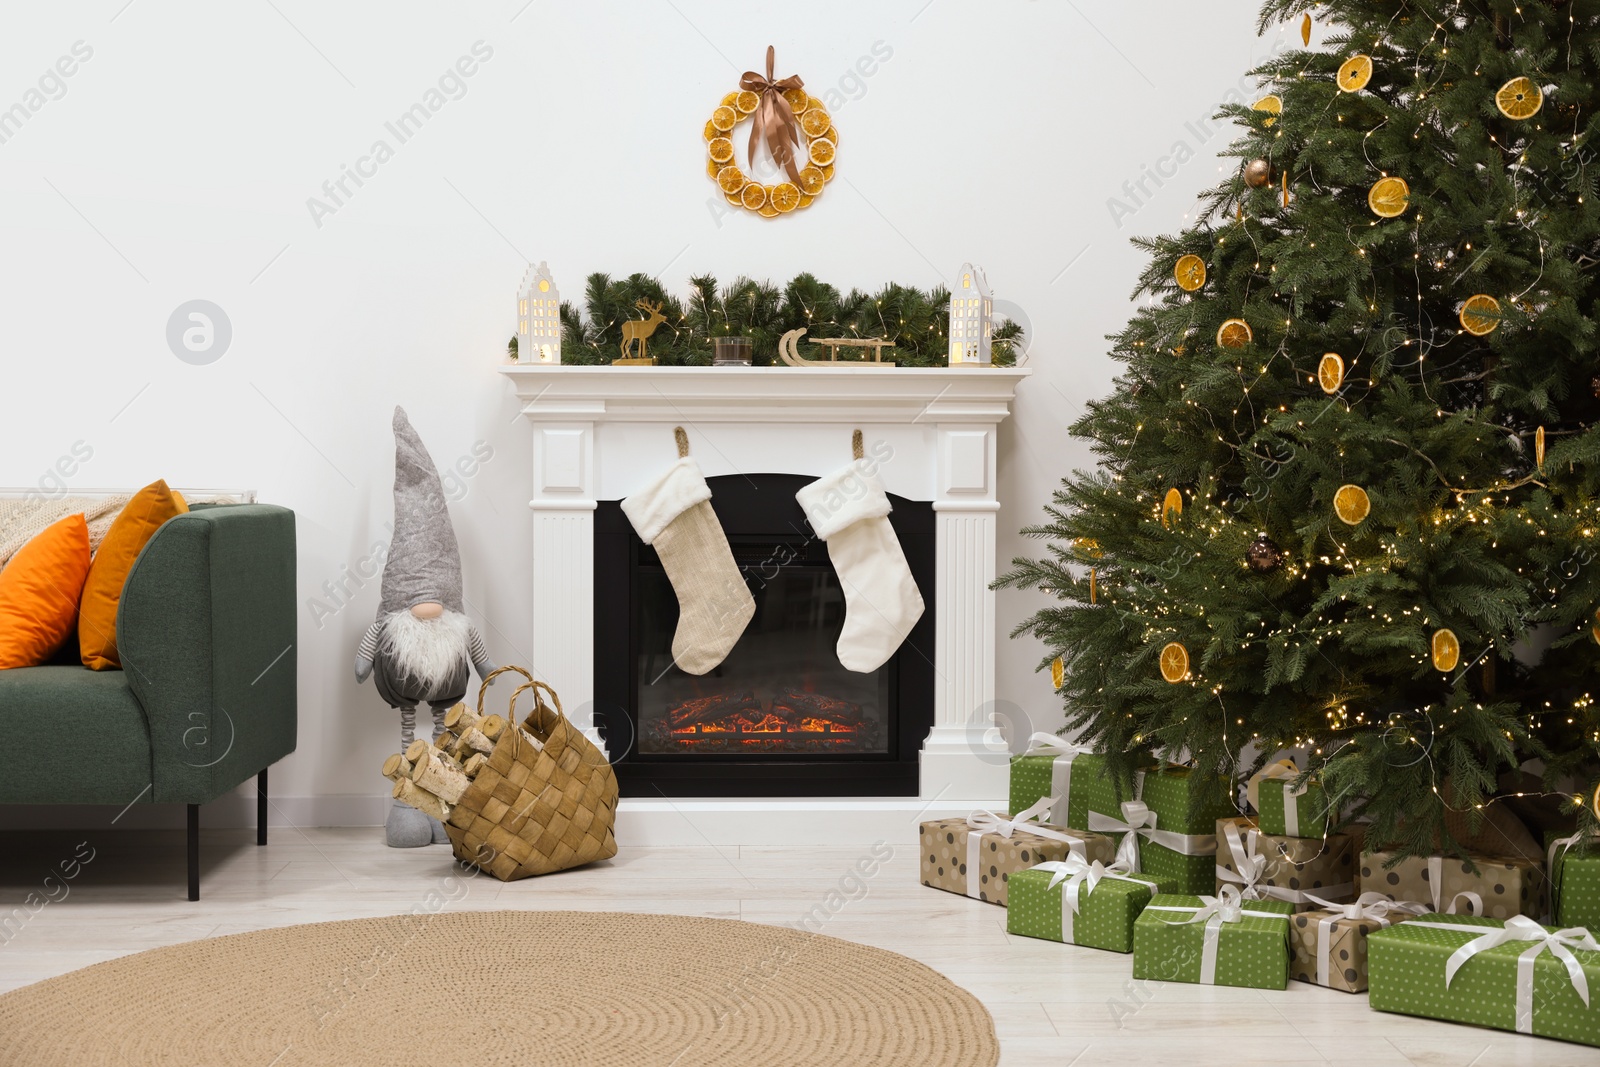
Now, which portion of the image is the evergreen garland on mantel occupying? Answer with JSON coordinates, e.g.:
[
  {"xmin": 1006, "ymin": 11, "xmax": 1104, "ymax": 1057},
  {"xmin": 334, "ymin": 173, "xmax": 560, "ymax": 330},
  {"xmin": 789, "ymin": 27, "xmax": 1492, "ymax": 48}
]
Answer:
[{"xmin": 535, "ymin": 271, "xmax": 1022, "ymax": 367}]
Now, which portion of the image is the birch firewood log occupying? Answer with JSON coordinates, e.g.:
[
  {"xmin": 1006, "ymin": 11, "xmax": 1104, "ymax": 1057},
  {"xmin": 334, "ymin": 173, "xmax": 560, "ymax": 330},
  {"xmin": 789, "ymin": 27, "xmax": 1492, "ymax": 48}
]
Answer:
[
  {"xmin": 410, "ymin": 750, "xmax": 470, "ymax": 804},
  {"xmin": 392, "ymin": 778, "xmax": 451, "ymax": 822},
  {"xmin": 381, "ymin": 752, "xmax": 413, "ymax": 783}
]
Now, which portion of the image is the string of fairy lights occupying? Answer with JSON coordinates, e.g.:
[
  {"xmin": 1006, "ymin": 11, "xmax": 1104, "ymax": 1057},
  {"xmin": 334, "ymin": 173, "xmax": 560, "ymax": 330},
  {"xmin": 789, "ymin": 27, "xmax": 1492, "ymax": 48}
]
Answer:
[{"xmin": 1057, "ymin": 1, "xmax": 1600, "ymax": 826}]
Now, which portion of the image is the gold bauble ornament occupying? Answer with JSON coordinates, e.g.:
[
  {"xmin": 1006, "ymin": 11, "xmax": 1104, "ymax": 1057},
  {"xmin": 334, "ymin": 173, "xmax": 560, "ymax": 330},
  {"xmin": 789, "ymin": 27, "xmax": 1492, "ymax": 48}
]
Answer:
[
  {"xmin": 1159, "ymin": 642, "xmax": 1190, "ymax": 683},
  {"xmin": 1431, "ymin": 628, "xmax": 1461, "ymax": 672},
  {"xmin": 1244, "ymin": 159, "xmax": 1272, "ymax": 188}
]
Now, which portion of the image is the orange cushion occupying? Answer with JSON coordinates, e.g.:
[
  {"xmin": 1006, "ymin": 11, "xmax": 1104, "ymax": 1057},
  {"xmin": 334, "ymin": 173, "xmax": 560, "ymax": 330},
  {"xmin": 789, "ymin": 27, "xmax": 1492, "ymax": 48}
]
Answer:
[
  {"xmin": 79, "ymin": 481, "xmax": 188, "ymax": 670},
  {"xmin": 0, "ymin": 514, "xmax": 92, "ymax": 669}
]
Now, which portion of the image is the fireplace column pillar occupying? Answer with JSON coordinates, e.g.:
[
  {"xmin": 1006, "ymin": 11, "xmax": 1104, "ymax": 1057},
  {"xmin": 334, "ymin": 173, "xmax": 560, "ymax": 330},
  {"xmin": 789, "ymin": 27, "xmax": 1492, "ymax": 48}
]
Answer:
[
  {"xmin": 920, "ymin": 425, "xmax": 1010, "ymax": 800},
  {"xmin": 526, "ymin": 419, "xmax": 604, "ymax": 753}
]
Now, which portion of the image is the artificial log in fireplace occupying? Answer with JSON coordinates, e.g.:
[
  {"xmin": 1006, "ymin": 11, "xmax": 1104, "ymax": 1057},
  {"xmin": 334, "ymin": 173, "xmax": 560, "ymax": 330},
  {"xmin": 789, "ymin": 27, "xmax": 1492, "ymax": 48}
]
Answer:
[{"xmin": 593, "ymin": 473, "xmax": 934, "ymax": 797}]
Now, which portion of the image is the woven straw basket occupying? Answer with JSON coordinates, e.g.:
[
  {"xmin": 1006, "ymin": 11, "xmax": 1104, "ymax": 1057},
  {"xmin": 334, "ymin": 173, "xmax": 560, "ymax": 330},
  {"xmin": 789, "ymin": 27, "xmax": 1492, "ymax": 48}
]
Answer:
[{"xmin": 443, "ymin": 666, "xmax": 618, "ymax": 880}]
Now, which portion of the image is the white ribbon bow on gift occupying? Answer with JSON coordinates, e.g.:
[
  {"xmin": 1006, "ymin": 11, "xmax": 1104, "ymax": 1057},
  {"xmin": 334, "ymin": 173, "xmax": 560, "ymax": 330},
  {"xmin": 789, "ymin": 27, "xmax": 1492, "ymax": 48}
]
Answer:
[
  {"xmin": 1144, "ymin": 885, "xmax": 1287, "ymax": 984},
  {"xmin": 1021, "ymin": 733, "xmax": 1096, "ymax": 825},
  {"xmin": 962, "ymin": 796, "xmax": 1083, "ymax": 900},
  {"xmin": 1407, "ymin": 916, "xmax": 1600, "ymax": 1034},
  {"xmin": 1031, "ymin": 855, "xmax": 1161, "ymax": 944},
  {"xmin": 1421, "ymin": 855, "xmax": 1487, "ymax": 917},
  {"xmin": 1087, "ymin": 799, "xmax": 1217, "ymax": 874},
  {"xmin": 1299, "ymin": 891, "xmax": 1430, "ymax": 987},
  {"xmin": 1214, "ymin": 821, "xmax": 1353, "ymax": 905},
  {"xmin": 1249, "ymin": 759, "xmax": 1310, "ymax": 836}
]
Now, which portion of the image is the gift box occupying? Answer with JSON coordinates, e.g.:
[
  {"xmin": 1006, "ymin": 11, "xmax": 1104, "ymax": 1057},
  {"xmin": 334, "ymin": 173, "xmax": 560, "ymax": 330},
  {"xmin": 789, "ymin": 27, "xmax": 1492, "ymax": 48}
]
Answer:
[
  {"xmin": 1369, "ymin": 913, "xmax": 1600, "ymax": 1047},
  {"xmin": 1087, "ymin": 771, "xmax": 1234, "ymax": 895},
  {"xmin": 1358, "ymin": 847, "xmax": 1546, "ymax": 920},
  {"xmin": 1007, "ymin": 734, "xmax": 1127, "ymax": 827},
  {"xmin": 1288, "ymin": 893, "xmax": 1429, "ymax": 992},
  {"xmin": 1254, "ymin": 766, "xmax": 1330, "ymax": 838},
  {"xmin": 1007, "ymin": 857, "xmax": 1179, "ymax": 953},
  {"xmin": 1214, "ymin": 816, "xmax": 1356, "ymax": 910},
  {"xmin": 920, "ymin": 802, "xmax": 1115, "ymax": 907},
  {"xmin": 1548, "ymin": 832, "xmax": 1600, "ymax": 931},
  {"xmin": 1132, "ymin": 888, "xmax": 1294, "ymax": 989}
]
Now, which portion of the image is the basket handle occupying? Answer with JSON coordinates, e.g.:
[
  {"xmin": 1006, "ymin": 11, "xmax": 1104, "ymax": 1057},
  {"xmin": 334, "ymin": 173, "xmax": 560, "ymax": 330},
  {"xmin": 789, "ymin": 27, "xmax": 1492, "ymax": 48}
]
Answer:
[
  {"xmin": 505, "ymin": 680, "xmax": 569, "ymax": 755},
  {"xmin": 475, "ymin": 664, "xmax": 534, "ymax": 717}
]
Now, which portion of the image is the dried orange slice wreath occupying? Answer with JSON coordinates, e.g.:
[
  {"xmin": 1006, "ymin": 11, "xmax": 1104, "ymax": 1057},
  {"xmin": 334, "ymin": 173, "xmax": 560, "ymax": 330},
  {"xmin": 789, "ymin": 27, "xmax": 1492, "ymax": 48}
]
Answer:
[{"xmin": 706, "ymin": 81, "xmax": 835, "ymax": 218}]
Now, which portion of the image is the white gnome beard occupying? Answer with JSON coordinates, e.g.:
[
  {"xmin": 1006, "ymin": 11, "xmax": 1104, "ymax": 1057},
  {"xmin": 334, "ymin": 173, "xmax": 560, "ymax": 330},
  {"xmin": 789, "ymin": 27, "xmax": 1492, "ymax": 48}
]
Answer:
[{"xmin": 379, "ymin": 608, "xmax": 471, "ymax": 695}]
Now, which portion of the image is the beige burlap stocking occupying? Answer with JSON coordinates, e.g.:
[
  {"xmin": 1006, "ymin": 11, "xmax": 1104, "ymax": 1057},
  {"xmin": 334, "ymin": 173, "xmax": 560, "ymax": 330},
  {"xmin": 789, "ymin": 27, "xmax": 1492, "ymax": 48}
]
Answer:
[{"xmin": 621, "ymin": 449, "xmax": 754, "ymax": 676}]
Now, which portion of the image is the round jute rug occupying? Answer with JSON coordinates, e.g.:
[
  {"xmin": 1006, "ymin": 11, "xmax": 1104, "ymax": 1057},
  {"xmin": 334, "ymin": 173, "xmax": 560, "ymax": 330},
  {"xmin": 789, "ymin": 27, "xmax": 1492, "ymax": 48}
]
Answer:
[{"xmin": 0, "ymin": 910, "xmax": 998, "ymax": 1066}]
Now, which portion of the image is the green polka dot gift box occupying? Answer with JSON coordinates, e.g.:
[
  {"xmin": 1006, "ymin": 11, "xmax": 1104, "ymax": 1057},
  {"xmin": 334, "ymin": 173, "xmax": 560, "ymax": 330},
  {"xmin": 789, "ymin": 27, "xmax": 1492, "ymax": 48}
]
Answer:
[
  {"xmin": 1007, "ymin": 857, "xmax": 1179, "ymax": 953},
  {"xmin": 1215, "ymin": 816, "xmax": 1357, "ymax": 911},
  {"xmin": 1547, "ymin": 832, "xmax": 1600, "ymax": 932},
  {"xmin": 1008, "ymin": 737, "xmax": 1231, "ymax": 895},
  {"xmin": 1357, "ymin": 848, "xmax": 1546, "ymax": 921},
  {"xmin": 920, "ymin": 801, "xmax": 1115, "ymax": 907},
  {"xmin": 1255, "ymin": 772, "xmax": 1329, "ymax": 839},
  {"xmin": 1369, "ymin": 913, "xmax": 1600, "ymax": 1047},
  {"xmin": 1132, "ymin": 888, "xmax": 1294, "ymax": 990}
]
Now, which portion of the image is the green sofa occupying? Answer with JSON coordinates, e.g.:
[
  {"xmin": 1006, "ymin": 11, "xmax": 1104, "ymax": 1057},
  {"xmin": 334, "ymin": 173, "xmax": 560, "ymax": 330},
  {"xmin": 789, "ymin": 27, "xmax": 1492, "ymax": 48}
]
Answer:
[{"xmin": 0, "ymin": 503, "xmax": 297, "ymax": 899}]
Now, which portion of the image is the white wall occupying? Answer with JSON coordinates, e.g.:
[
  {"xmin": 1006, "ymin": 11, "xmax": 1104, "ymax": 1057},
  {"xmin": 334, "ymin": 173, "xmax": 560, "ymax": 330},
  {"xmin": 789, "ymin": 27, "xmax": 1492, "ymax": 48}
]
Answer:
[{"xmin": 0, "ymin": 0, "xmax": 1296, "ymax": 823}]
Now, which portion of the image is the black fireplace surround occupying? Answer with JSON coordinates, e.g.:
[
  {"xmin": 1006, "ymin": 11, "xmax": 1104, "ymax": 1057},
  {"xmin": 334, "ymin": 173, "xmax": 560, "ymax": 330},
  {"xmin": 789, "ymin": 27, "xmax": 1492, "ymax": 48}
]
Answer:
[{"xmin": 593, "ymin": 473, "xmax": 935, "ymax": 797}]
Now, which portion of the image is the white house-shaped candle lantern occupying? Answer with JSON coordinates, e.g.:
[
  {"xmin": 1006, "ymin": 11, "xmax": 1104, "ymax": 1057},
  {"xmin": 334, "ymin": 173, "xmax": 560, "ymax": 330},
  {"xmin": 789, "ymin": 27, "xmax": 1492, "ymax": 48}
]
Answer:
[
  {"xmin": 947, "ymin": 263, "xmax": 993, "ymax": 365},
  {"xmin": 517, "ymin": 262, "xmax": 561, "ymax": 364}
]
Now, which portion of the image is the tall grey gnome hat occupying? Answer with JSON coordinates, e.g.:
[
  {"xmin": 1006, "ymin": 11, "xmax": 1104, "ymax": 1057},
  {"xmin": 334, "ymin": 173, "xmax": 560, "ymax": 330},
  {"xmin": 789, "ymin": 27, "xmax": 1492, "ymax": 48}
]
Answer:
[{"xmin": 378, "ymin": 406, "xmax": 465, "ymax": 616}]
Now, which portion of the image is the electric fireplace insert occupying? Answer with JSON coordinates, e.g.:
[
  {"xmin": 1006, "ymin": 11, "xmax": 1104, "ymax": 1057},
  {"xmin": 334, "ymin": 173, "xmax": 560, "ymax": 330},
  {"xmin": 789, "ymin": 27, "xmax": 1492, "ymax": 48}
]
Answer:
[{"xmin": 593, "ymin": 473, "xmax": 935, "ymax": 796}]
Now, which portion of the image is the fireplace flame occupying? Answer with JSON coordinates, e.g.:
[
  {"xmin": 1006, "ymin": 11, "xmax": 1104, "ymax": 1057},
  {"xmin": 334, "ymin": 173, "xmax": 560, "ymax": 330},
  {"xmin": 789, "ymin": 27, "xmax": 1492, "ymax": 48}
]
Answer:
[{"xmin": 661, "ymin": 687, "xmax": 866, "ymax": 748}]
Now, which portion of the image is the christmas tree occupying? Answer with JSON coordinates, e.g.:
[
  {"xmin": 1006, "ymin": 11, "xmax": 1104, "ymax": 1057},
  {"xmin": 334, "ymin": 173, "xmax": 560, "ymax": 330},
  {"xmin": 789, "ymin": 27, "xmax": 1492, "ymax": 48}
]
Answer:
[{"xmin": 999, "ymin": 0, "xmax": 1600, "ymax": 857}]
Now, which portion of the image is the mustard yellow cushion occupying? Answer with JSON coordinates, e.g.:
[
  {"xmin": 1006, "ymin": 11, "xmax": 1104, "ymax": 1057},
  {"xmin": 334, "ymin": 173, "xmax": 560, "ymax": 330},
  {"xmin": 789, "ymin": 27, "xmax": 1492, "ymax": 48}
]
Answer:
[
  {"xmin": 0, "ymin": 514, "xmax": 91, "ymax": 670},
  {"xmin": 79, "ymin": 481, "xmax": 187, "ymax": 670}
]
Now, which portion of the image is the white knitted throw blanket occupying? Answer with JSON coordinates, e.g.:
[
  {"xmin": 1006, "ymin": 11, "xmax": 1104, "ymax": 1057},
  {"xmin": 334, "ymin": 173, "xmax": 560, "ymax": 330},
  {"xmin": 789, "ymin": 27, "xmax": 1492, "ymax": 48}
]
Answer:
[{"xmin": 0, "ymin": 495, "xmax": 131, "ymax": 568}]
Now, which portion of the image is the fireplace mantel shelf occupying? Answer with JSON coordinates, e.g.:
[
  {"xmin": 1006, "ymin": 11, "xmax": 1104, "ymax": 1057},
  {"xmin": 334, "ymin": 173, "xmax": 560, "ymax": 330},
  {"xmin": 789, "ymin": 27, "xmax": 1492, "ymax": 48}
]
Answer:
[{"xmin": 499, "ymin": 364, "xmax": 1030, "ymax": 424}]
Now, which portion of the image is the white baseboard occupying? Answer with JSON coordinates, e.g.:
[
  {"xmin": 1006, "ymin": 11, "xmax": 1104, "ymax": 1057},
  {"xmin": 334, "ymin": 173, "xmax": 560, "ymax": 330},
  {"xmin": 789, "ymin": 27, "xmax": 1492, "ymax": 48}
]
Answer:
[{"xmin": 0, "ymin": 794, "xmax": 1001, "ymax": 846}]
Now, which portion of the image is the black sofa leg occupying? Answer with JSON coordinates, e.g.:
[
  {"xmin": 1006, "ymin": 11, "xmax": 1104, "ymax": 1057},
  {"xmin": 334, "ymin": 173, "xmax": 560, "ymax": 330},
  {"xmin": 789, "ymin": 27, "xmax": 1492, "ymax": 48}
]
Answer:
[
  {"xmin": 187, "ymin": 804, "xmax": 200, "ymax": 901},
  {"xmin": 257, "ymin": 768, "xmax": 268, "ymax": 846}
]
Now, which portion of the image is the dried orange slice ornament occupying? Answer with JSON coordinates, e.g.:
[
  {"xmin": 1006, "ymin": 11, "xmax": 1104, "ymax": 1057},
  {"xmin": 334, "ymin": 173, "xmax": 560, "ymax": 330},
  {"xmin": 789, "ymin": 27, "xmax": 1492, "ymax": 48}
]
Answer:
[
  {"xmin": 1252, "ymin": 95, "xmax": 1283, "ymax": 126},
  {"xmin": 1338, "ymin": 54, "xmax": 1373, "ymax": 92},
  {"xmin": 1536, "ymin": 426, "xmax": 1546, "ymax": 471},
  {"xmin": 1174, "ymin": 254, "xmax": 1207, "ymax": 292},
  {"xmin": 797, "ymin": 166, "xmax": 826, "ymax": 196},
  {"xmin": 734, "ymin": 90, "xmax": 760, "ymax": 114},
  {"xmin": 1431, "ymin": 629, "xmax": 1461, "ymax": 672},
  {"xmin": 1496, "ymin": 77, "xmax": 1542, "ymax": 120},
  {"xmin": 740, "ymin": 183, "xmax": 768, "ymax": 211},
  {"xmin": 708, "ymin": 137, "xmax": 734, "ymax": 165},
  {"xmin": 1460, "ymin": 294, "xmax": 1501, "ymax": 336},
  {"xmin": 711, "ymin": 105, "xmax": 739, "ymax": 132},
  {"xmin": 801, "ymin": 107, "xmax": 832, "ymax": 138},
  {"xmin": 1368, "ymin": 176, "xmax": 1409, "ymax": 218},
  {"xmin": 1159, "ymin": 642, "xmax": 1190, "ymax": 683},
  {"xmin": 1217, "ymin": 318, "xmax": 1253, "ymax": 348},
  {"xmin": 783, "ymin": 88, "xmax": 809, "ymax": 113},
  {"xmin": 770, "ymin": 182, "xmax": 801, "ymax": 213},
  {"xmin": 1162, "ymin": 488, "xmax": 1184, "ymax": 528},
  {"xmin": 1333, "ymin": 484, "xmax": 1371, "ymax": 525},
  {"xmin": 1051, "ymin": 657, "xmax": 1065, "ymax": 690},
  {"xmin": 717, "ymin": 165, "xmax": 747, "ymax": 195},
  {"xmin": 808, "ymin": 138, "xmax": 836, "ymax": 166},
  {"xmin": 1593, "ymin": 606, "xmax": 1600, "ymax": 646},
  {"xmin": 1318, "ymin": 353, "xmax": 1345, "ymax": 394}
]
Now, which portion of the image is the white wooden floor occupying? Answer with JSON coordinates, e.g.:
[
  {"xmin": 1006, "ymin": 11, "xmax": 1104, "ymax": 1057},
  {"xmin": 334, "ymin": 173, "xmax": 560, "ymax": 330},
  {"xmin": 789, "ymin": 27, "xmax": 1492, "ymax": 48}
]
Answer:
[{"xmin": 0, "ymin": 827, "xmax": 1593, "ymax": 1066}]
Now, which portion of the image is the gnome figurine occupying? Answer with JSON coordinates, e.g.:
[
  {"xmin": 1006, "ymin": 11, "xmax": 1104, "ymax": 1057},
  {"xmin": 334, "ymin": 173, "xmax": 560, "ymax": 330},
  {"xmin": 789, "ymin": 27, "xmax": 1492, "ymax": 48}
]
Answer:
[{"xmin": 356, "ymin": 407, "xmax": 496, "ymax": 847}]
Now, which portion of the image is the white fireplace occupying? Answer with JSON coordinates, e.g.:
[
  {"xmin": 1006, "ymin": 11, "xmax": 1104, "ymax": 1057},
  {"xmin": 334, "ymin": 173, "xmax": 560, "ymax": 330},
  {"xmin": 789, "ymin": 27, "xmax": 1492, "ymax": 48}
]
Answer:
[{"xmin": 499, "ymin": 363, "xmax": 1029, "ymax": 843}]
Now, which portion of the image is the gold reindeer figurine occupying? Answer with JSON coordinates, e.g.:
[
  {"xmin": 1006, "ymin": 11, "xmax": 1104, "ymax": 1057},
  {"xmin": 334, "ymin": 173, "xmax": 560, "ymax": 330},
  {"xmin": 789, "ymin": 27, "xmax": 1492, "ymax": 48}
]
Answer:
[{"xmin": 615, "ymin": 299, "xmax": 667, "ymax": 365}]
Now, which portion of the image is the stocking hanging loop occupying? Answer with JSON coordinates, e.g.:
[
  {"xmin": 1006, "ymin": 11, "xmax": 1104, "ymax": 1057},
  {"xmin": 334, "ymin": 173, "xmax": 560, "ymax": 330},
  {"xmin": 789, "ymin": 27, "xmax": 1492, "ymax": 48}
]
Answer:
[
  {"xmin": 674, "ymin": 426, "xmax": 689, "ymax": 458},
  {"xmin": 852, "ymin": 429, "xmax": 864, "ymax": 460}
]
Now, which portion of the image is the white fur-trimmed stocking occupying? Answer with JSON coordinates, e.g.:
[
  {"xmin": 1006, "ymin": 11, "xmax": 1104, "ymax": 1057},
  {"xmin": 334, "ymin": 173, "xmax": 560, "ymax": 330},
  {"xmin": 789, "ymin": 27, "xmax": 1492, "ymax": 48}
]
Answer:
[{"xmin": 797, "ymin": 462, "xmax": 925, "ymax": 673}]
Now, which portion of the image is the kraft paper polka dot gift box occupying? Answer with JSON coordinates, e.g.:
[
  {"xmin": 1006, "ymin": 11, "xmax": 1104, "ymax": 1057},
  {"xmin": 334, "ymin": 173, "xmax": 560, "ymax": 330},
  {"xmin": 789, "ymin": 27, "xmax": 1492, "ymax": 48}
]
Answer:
[
  {"xmin": 1007, "ymin": 739, "xmax": 1231, "ymax": 895},
  {"xmin": 1214, "ymin": 816, "xmax": 1357, "ymax": 911},
  {"xmin": 1547, "ymin": 831, "xmax": 1600, "ymax": 932},
  {"xmin": 1357, "ymin": 847, "xmax": 1546, "ymax": 920},
  {"xmin": 1288, "ymin": 895, "xmax": 1429, "ymax": 993},
  {"xmin": 1007, "ymin": 859, "xmax": 1179, "ymax": 952},
  {"xmin": 1131, "ymin": 890, "xmax": 1294, "ymax": 990},
  {"xmin": 1369, "ymin": 913, "xmax": 1600, "ymax": 1047},
  {"xmin": 920, "ymin": 808, "xmax": 1114, "ymax": 907}
]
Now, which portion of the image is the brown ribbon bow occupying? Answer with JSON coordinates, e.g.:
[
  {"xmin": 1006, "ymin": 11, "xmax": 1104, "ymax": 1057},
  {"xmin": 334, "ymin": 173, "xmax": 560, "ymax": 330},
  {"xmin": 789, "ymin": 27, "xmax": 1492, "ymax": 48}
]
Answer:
[{"xmin": 739, "ymin": 46, "xmax": 805, "ymax": 184}]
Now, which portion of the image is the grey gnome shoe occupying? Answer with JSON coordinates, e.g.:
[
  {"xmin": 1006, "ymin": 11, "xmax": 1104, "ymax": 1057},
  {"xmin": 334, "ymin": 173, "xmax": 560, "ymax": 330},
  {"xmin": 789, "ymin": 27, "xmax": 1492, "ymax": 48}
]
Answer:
[
  {"xmin": 428, "ymin": 816, "xmax": 450, "ymax": 844},
  {"xmin": 385, "ymin": 798, "xmax": 434, "ymax": 848}
]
